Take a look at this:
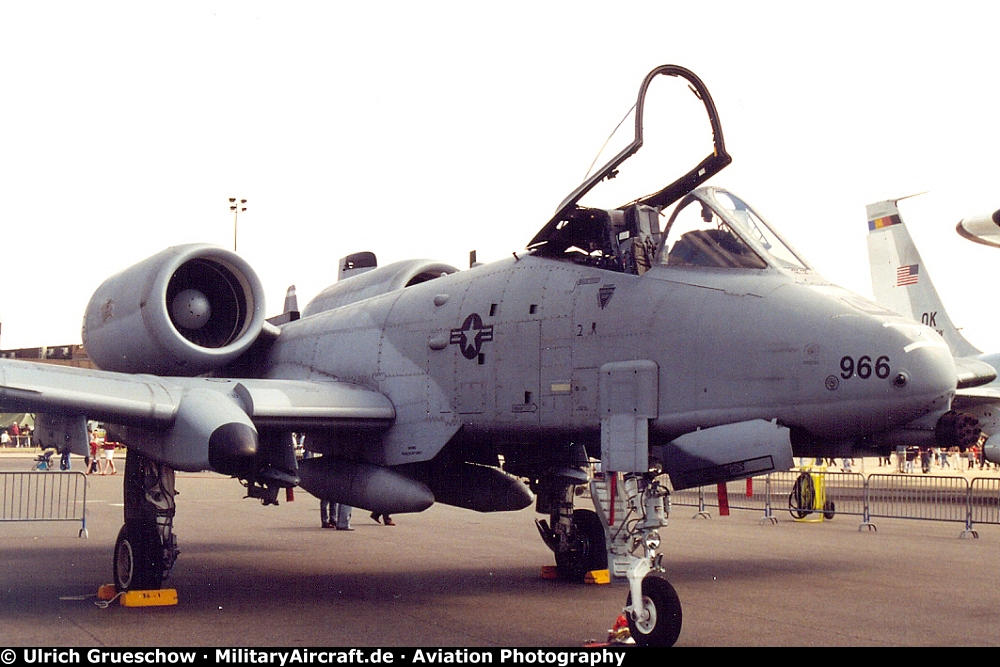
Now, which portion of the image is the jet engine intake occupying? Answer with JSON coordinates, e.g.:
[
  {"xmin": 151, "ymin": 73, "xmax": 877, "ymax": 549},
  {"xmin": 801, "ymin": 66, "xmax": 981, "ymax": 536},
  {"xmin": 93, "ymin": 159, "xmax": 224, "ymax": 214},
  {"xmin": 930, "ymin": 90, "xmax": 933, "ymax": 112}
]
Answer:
[{"xmin": 83, "ymin": 245, "xmax": 267, "ymax": 375}]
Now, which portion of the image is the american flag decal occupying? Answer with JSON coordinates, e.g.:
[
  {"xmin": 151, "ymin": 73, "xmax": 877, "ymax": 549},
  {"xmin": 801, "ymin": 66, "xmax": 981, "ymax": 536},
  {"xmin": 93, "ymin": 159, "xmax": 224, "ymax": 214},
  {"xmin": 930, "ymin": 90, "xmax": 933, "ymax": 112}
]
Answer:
[{"xmin": 896, "ymin": 264, "xmax": 919, "ymax": 286}]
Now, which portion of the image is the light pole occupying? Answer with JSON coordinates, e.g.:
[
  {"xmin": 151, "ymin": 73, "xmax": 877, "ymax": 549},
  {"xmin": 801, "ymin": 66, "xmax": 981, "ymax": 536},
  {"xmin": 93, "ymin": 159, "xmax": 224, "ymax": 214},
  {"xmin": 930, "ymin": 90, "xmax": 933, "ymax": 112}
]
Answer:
[{"xmin": 229, "ymin": 197, "xmax": 247, "ymax": 252}]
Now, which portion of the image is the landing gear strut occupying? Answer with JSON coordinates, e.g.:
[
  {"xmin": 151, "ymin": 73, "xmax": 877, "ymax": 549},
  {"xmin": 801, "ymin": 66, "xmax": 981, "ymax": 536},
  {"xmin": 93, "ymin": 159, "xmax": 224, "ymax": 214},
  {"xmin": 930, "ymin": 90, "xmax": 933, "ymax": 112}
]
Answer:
[
  {"xmin": 113, "ymin": 449, "xmax": 178, "ymax": 591},
  {"xmin": 536, "ymin": 468, "xmax": 682, "ymax": 646},
  {"xmin": 606, "ymin": 471, "xmax": 681, "ymax": 647},
  {"xmin": 534, "ymin": 474, "xmax": 608, "ymax": 583}
]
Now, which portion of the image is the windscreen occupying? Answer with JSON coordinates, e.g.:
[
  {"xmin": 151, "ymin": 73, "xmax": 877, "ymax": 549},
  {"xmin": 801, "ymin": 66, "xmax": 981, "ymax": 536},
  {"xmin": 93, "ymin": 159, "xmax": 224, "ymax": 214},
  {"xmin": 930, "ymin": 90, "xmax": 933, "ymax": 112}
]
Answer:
[
  {"xmin": 659, "ymin": 197, "xmax": 766, "ymax": 269},
  {"xmin": 658, "ymin": 190, "xmax": 810, "ymax": 271},
  {"xmin": 712, "ymin": 191, "xmax": 809, "ymax": 270}
]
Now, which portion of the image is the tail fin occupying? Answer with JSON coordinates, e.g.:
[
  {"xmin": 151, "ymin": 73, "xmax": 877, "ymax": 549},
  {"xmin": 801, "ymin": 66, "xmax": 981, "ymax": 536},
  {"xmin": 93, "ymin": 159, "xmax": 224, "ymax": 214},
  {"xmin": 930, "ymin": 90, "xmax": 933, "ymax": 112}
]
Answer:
[
  {"xmin": 866, "ymin": 196, "xmax": 981, "ymax": 357},
  {"xmin": 266, "ymin": 285, "xmax": 301, "ymax": 326},
  {"xmin": 282, "ymin": 285, "xmax": 299, "ymax": 314}
]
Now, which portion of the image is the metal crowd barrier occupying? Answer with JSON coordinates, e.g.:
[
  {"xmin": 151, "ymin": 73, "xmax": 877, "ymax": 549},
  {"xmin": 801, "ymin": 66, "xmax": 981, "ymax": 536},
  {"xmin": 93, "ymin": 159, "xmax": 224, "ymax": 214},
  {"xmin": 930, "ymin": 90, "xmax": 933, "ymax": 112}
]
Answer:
[
  {"xmin": 970, "ymin": 477, "xmax": 1000, "ymax": 527},
  {"xmin": 670, "ymin": 468, "xmax": 1000, "ymax": 537},
  {"xmin": 0, "ymin": 471, "xmax": 88, "ymax": 537},
  {"xmin": 1, "ymin": 435, "xmax": 34, "ymax": 448}
]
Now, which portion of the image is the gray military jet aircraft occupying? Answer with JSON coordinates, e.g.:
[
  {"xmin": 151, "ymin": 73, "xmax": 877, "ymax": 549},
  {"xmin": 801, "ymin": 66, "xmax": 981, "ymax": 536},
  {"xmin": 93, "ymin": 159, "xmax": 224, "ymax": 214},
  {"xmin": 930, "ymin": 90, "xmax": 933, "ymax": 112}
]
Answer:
[{"xmin": 0, "ymin": 66, "xmax": 988, "ymax": 647}]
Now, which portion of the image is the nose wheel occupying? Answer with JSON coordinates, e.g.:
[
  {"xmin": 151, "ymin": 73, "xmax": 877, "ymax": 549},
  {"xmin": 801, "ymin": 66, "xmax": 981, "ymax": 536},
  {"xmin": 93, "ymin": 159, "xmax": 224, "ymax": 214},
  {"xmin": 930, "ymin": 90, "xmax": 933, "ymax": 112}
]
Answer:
[{"xmin": 626, "ymin": 573, "xmax": 682, "ymax": 647}]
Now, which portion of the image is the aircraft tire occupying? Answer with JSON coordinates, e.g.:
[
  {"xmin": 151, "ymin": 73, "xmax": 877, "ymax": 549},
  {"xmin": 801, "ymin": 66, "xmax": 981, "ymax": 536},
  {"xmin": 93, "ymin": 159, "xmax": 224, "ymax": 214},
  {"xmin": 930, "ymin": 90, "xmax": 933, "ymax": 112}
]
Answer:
[
  {"xmin": 626, "ymin": 573, "xmax": 682, "ymax": 647},
  {"xmin": 115, "ymin": 450, "xmax": 166, "ymax": 591},
  {"xmin": 113, "ymin": 521, "xmax": 165, "ymax": 591},
  {"xmin": 789, "ymin": 473, "xmax": 814, "ymax": 519},
  {"xmin": 555, "ymin": 509, "xmax": 607, "ymax": 582}
]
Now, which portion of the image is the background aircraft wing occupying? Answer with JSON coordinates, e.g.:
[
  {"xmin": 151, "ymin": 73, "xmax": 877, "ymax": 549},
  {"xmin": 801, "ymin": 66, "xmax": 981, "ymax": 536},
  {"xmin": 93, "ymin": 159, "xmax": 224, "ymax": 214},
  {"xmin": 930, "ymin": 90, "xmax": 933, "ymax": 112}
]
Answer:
[
  {"xmin": 954, "ymin": 356, "xmax": 998, "ymax": 390},
  {"xmin": 0, "ymin": 358, "xmax": 394, "ymax": 434},
  {"xmin": 954, "ymin": 386, "xmax": 1000, "ymax": 404}
]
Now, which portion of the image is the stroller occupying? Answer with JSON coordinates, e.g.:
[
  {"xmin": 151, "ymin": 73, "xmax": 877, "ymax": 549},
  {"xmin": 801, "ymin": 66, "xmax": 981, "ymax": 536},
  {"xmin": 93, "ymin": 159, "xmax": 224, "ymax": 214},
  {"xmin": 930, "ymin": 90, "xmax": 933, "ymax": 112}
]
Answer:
[{"xmin": 31, "ymin": 448, "xmax": 57, "ymax": 471}]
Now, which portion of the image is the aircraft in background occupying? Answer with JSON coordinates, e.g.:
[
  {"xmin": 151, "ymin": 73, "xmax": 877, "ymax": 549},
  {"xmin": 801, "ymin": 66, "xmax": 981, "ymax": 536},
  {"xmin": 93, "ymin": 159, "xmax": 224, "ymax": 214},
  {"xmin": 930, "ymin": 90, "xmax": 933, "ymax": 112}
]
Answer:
[
  {"xmin": 866, "ymin": 196, "xmax": 1000, "ymax": 463},
  {"xmin": 0, "ymin": 66, "xmax": 989, "ymax": 647},
  {"xmin": 957, "ymin": 208, "xmax": 1000, "ymax": 248}
]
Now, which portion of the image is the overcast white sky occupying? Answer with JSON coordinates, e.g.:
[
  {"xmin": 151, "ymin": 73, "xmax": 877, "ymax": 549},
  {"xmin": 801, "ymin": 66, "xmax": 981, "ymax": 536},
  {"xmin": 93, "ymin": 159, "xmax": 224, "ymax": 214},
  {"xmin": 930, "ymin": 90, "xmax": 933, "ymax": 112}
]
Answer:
[{"xmin": 1, "ymin": 2, "xmax": 998, "ymax": 351}]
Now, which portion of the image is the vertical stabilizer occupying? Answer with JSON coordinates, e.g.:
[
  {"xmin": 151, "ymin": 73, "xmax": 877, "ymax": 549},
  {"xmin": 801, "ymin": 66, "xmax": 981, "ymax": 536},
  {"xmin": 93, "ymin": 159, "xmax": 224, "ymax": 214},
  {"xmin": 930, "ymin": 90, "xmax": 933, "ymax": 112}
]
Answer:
[
  {"xmin": 266, "ymin": 285, "xmax": 301, "ymax": 326},
  {"xmin": 866, "ymin": 197, "xmax": 981, "ymax": 357},
  {"xmin": 282, "ymin": 285, "xmax": 299, "ymax": 314}
]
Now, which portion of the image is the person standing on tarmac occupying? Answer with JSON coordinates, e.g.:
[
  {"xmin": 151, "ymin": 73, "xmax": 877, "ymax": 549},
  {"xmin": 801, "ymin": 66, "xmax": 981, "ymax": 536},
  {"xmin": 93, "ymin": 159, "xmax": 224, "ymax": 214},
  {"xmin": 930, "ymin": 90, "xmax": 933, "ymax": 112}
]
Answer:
[{"xmin": 370, "ymin": 511, "xmax": 395, "ymax": 526}]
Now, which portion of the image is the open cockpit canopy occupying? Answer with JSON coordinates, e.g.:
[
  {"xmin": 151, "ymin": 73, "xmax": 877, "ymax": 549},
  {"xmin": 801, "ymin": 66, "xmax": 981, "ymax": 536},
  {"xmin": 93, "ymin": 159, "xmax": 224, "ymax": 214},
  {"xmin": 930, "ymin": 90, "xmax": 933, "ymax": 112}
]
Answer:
[
  {"xmin": 526, "ymin": 64, "xmax": 731, "ymax": 272},
  {"xmin": 526, "ymin": 65, "xmax": 810, "ymax": 276}
]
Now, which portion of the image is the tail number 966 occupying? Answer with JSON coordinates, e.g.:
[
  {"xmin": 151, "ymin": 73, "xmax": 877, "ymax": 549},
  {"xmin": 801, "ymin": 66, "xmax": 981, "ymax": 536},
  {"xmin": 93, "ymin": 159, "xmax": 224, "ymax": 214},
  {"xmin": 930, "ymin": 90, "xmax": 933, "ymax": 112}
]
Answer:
[{"xmin": 840, "ymin": 355, "xmax": 890, "ymax": 380}]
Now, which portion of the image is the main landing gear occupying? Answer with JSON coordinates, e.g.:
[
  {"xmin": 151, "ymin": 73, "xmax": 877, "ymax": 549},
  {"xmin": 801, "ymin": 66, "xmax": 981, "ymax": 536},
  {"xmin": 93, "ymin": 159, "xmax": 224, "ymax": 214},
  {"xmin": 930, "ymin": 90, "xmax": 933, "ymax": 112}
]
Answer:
[
  {"xmin": 535, "ymin": 468, "xmax": 682, "ymax": 647},
  {"xmin": 535, "ymin": 470, "xmax": 609, "ymax": 583},
  {"xmin": 113, "ymin": 449, "xmax": 178, "ymax": 591}
]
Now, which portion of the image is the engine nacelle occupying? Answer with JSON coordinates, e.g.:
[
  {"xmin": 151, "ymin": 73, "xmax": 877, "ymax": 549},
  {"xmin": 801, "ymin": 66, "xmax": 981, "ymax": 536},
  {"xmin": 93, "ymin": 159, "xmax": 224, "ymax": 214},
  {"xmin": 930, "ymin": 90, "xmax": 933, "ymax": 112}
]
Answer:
[
  {"xmin": 83, "ymin": 244, "xmax": 267, "ymax": 376},
  {"xmin": 302, "ymin": 258, "xmax": 459, "ymax": 317}
]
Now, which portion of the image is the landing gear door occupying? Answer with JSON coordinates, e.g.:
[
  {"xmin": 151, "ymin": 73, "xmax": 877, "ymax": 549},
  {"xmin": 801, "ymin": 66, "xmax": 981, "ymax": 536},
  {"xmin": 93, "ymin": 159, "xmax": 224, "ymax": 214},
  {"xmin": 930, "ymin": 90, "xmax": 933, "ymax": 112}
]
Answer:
[{"xmin": 600, "ymin": 360, "xmax": 658, "ymax": 472}]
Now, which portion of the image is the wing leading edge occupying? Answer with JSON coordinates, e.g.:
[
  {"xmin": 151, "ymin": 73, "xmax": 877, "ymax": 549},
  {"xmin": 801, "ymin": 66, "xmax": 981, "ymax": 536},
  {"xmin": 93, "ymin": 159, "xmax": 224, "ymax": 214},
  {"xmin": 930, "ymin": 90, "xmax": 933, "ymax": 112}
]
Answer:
[{"xmin": 0, "ymin": 358, "xmax": 394, "ymax": 471}]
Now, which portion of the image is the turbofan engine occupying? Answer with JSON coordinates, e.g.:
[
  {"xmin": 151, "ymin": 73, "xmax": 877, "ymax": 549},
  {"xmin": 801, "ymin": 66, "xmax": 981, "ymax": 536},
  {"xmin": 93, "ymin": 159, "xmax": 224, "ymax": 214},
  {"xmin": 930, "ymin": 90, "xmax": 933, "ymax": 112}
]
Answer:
[{"xmin": 82, "ymin": 244, "xmax": 267, "ymax": 376}]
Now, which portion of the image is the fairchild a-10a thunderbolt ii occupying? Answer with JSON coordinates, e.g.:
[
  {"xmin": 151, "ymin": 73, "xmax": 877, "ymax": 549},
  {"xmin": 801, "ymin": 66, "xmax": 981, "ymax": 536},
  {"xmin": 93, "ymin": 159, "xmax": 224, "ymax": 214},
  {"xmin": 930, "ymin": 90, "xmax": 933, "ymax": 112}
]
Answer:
[{"xmin": 0, "ymin": 65, "xmax": 989, "ymax": 647}]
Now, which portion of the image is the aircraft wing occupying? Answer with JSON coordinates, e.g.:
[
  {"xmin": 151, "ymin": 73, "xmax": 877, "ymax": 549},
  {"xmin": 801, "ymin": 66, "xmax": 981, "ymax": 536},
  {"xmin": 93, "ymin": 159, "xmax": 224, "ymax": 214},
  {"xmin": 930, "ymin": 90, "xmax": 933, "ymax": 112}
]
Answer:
[
  {"xmin": 0, "ymin": 358, "xmax": 394, "ymax": 426},
  {"xmin": 0, "ymin": 358, "xmax": 394, "ymax": 470},
  {"xmin": 954, "ymin": 356, "xmax": 998, "ymax": 390},
  {"xmin": 954, "ymin": 385, "xmax": 1000, "ymax": 405}
]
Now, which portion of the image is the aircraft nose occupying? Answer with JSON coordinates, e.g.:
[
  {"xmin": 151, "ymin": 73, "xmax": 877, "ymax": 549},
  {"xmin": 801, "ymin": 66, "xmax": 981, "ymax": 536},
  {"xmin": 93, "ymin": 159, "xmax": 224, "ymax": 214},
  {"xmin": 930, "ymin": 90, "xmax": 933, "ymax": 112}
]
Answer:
[
  {"xmin": 768, "ymin": 281, "xmax": 962, "ymax": 443},
  {"xmin": 837, "ymin": 318, "xmax": 956, "ymax": 428},
  {"xmin": 883, "ymin": 323, "xmax": 956, "ymax": 398}
]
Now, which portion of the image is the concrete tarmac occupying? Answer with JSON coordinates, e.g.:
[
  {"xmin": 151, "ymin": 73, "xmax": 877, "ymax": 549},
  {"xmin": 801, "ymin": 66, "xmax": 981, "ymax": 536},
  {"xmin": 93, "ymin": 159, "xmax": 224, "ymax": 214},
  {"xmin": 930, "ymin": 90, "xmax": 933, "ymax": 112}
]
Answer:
[{"xmin": 1, "ymin": 453, "xmax": 999, "ymax": 647}]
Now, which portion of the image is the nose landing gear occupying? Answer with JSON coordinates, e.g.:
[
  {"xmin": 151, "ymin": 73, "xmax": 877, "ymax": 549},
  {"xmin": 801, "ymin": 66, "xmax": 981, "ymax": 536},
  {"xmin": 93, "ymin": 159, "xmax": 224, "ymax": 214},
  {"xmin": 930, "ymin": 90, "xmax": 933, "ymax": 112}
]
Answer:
[
  {"xmin": 537, "ymin": 467, "xmax": 682, "ymax": 647},
  {"xmin": 598, "ymin": 471, "xmax": 681, "ymax": 647}
]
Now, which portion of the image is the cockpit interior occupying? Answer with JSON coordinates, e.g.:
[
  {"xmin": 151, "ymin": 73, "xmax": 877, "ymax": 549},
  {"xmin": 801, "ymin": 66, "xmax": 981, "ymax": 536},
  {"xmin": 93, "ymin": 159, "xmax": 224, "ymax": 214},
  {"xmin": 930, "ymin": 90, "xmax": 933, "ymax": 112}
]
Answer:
[{"xmin": 529, "ymin": 187, "xmax": 809, "ymax": 276}]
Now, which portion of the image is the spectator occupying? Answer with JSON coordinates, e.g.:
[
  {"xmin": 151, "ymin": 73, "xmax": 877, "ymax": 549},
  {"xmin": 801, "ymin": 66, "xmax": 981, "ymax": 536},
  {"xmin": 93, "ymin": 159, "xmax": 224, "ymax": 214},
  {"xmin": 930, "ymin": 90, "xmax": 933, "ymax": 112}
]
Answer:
[
  {"xmin": 320, "ymin": 499, "xmax": 353, "ymax": 530},
  {"xmin": 100, "ymin": 438, "xmax": 117, "ymax": 475},
  {"xmin": 370, "ymin": 511, "xmax": 395, "ymax": 526}
]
